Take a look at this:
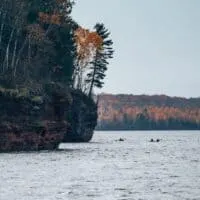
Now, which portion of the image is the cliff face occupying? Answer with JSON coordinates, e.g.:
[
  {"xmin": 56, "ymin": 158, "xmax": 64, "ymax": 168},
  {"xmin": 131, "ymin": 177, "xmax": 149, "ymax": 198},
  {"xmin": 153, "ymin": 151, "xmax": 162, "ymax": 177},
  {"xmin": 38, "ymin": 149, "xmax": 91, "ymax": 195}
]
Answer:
[
  {"xmin": 0, "ymin": 87, "xmax": 98, "ymax": 152},
  {"xmin": 0, "ymin": 87, "xmax": 69, "ymax": 152},
  {"xmin": 0, "ymin": 122, "xmax": 66, "ymax": 152},
  {"xmin": 63, "ymin": 90, "xmax": 98, "ymax": 142},
  {"xmin": 97, "ymin": 94, "xmax": 200, "ymax": 130}
]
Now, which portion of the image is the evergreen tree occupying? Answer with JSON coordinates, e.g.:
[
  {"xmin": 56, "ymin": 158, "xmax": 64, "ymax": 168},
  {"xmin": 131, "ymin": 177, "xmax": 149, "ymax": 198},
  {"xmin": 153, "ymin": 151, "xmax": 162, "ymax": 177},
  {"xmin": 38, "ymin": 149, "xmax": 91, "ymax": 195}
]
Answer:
[{"xmin": 86, "ymin": 23, "xmax": 114, "ymax": 97}]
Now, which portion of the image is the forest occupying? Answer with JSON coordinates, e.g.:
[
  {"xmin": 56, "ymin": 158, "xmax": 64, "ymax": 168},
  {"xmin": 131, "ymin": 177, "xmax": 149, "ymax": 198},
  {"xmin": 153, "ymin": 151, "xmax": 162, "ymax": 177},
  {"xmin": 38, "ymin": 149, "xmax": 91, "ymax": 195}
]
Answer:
[
  {"xmin": 97, "ymin": 94, "xmax": 200, "ymax": 130},
  {"xmin": 0, "ymin": 0, "xmax": 113, "ymax": 96}
]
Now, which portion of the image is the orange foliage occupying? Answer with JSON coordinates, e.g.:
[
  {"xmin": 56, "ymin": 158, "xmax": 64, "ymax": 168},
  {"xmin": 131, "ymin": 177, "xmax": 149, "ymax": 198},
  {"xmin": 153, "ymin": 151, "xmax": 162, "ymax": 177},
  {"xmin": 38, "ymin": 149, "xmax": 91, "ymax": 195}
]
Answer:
[
  {"xmin": 38, "ymin": 12, "xmax": 61, "ymax": 25},
  {"xmin": 74, "ymin": 27, "xmax": 103, "ymax": 62},
  {"xmin": 97, "ymin": 95, "xmax": 200, "ymax": 124}
]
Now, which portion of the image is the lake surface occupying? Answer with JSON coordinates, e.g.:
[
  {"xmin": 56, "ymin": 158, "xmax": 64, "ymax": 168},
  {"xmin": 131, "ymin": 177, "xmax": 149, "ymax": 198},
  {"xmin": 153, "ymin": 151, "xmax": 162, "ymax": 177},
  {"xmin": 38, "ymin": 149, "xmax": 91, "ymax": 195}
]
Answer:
[{"xmin": 0, "ymin": 131, "xmax": 200, "ymax": 200}]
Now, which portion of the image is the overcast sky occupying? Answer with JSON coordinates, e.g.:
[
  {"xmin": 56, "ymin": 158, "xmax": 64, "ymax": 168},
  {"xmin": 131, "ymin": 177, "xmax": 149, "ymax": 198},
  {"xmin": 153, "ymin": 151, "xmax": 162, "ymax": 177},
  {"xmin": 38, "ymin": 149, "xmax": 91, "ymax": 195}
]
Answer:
[{"xmin": 72, "ymin": 0, "xmax": 200, "ymax": 98}]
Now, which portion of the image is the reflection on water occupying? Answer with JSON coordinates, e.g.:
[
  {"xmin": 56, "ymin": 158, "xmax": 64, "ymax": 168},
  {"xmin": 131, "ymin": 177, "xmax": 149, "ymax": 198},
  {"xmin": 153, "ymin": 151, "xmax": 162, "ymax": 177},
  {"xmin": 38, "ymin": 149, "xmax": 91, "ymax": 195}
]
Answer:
[{"xmin": 0, "ymin": 131, "xmax": 200, "ymax": 200}]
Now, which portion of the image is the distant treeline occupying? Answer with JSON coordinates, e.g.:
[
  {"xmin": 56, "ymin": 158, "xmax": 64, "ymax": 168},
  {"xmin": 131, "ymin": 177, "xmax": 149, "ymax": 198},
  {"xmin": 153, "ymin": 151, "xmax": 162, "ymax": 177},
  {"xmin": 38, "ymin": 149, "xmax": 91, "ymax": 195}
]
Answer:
[{"xmin": 96, "ymin": 94, "xmax": 200, "ymax": 130}]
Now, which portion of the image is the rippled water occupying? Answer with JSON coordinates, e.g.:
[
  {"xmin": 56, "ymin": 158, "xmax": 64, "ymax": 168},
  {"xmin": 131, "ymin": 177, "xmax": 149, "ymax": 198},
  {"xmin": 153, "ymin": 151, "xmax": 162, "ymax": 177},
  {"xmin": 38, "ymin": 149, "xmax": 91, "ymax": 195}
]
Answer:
[{"xmin": 0, "ymin": 131, "xmax": 200, "ymax": 200}]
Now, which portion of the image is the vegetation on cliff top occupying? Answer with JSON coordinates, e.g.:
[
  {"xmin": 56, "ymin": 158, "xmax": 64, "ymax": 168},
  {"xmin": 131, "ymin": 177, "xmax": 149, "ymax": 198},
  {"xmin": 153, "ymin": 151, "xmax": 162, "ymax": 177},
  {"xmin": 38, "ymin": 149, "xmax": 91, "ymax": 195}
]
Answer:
[{"xmin": 0, "ymin": 0, "xmax": 113, "ymax": 98}]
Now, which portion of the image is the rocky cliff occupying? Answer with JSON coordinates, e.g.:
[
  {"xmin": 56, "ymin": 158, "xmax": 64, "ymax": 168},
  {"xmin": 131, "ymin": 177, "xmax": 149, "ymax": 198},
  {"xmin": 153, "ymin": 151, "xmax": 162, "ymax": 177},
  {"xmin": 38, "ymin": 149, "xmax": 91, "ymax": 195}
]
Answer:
[
  {"xmin": 0, "ymin": 86, "xmax": 68, "ymax": 152},
  {"xmin": 63, "ymin": 90, "xmax": 98, "ymax": 142},
  {"xmin": 0, "ymin": 86, "xmax": 98, "ymax": 152},
  {"xmin": 0, "ymin": 122, "xmax": 66, "ymax": 152}
]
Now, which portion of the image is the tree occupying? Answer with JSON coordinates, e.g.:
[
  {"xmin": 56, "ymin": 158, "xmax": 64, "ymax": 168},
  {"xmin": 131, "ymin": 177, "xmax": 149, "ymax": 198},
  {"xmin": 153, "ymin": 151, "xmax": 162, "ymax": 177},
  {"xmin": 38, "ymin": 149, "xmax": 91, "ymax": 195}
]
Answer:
[
  {"xmin": 73, "ymin": 27, "xmax": 103, "ymax": 91},
  {"xmin": 86, "ymin": 23, "xmax": 114, "ymax": 97}
]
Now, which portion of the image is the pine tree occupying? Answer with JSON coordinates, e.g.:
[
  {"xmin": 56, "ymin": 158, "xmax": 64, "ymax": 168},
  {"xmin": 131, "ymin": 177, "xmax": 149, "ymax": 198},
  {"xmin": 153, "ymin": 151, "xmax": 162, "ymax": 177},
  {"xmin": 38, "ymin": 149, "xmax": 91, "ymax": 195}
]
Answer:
[{"xmin": 86, "ymin": 23, "xmax": 114, "ymax": 97}]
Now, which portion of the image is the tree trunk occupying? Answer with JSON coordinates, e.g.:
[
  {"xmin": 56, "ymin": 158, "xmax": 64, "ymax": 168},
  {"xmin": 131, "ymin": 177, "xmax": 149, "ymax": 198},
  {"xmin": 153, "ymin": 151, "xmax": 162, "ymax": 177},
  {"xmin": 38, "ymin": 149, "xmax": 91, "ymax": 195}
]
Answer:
[
  {"xmin": 0, "ymin": 14, "xmax": 5, "ymax": 47},
  {"xmin": 14, "ymin": 37, "xmax": 28, "ymax": 76},
  {"xmin": 88, "ymin": 53, "xmax": 98, "ymax": 97},
  {"xmin": 3, "ymin": 28, "xmax": 15, "ymax": 72},
  {"xmin": 11, "ymin": 38, "xmax": 18, "ymax": 69}
]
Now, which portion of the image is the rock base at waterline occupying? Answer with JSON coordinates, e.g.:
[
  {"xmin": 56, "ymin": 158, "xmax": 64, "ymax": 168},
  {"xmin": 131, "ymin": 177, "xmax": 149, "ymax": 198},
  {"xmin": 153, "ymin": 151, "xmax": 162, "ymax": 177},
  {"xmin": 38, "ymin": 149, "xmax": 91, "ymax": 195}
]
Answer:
[{"xmin": 0, "ymin": 121, "xmax": 67, "ymax": 152}]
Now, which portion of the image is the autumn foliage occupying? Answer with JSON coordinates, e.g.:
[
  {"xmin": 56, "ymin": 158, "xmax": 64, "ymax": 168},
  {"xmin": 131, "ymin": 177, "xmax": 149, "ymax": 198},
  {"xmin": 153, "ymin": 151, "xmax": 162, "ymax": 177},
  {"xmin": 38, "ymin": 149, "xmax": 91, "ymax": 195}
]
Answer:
[
  {"xmin": 74, "ymin": 27, "xmax": 103, "ymax": 61},
  {"xmin": 97, "ymin": 94, "xmax": 200, "ymax": 130},
  {"xmin": 73, "ymin": 25, "xmax": 113, "ymax": 96},
  {"xmin": 38, "ymin": 12, "xmax": 62, "ymax": 25}
]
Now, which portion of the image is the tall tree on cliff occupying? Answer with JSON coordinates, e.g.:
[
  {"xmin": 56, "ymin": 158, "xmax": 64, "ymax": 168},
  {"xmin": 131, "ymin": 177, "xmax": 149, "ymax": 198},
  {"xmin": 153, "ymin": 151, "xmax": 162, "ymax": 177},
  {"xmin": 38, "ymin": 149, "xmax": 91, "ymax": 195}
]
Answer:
[
  {"xmin": 86, "ymin": 23, "xmax": 114, "ymax": 97},
  {"xmin": 73, "ymin": 27, "xmax": 103, "ymax": 91}
]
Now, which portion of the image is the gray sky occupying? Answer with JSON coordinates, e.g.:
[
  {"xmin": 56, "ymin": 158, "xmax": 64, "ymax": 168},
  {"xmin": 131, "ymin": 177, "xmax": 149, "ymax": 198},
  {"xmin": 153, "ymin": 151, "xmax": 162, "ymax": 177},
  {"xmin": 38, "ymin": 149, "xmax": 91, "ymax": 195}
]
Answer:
[{"xmin": 72, "ymin": 0, "xmax": 200, "ymax": 98}]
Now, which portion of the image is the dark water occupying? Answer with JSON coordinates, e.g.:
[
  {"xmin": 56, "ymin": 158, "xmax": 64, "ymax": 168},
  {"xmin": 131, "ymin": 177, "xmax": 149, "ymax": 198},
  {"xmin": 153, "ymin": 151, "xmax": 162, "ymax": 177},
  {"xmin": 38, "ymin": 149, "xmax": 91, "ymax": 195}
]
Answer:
[{"xmin": 0, "ymin": 131, "xmax": 200, "ymax": 200}]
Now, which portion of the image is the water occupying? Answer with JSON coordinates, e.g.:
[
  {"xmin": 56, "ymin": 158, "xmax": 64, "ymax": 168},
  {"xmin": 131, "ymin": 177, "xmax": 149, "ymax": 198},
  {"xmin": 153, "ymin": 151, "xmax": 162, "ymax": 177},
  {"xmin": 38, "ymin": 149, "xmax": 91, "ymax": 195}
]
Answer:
[{"xmin": 0, "ymin": 131, "xmax": 200, "ymax": 200}]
